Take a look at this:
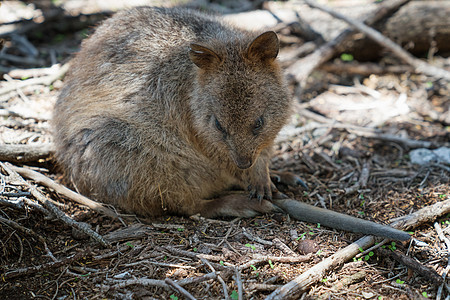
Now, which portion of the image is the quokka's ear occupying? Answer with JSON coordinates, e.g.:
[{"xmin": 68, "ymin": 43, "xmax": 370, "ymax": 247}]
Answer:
[
  {"xmin": 246, "ymin": 31, "xmax": 279, "ymax": 63},
  {"xmin": 189, "ymin": 44, "xmax": 222, "ymax": 70}
]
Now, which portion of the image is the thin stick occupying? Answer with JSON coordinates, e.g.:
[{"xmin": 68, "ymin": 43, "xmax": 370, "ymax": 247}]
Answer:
[
  {"xmin": 0, "ymin": 63, "xmax": 70, "ymax": 96},
  {"xmin": 287, "ymin": 0, "xmax": 411, "ymax": 84},
  {"xmin": 2, "ymin": 251, "xmax": 88, "ymax": 280},
  {"xmin": 267, "ymin": 197, "xmax": 450, "ymax": 299},
  {"xmin": 165, "ymin": 278, "xmax": 197, "ymax": 300},
  {"xmin": 233, "ymin": 268, "xmax": 243, "ymax": 300},
  {"xmin": 1, "ymin": 163, "xmax": 109, "ymax": 247},
  {"xmin": 266, "ymin": 235, "xmax": 375, "ymax": 299},
  {"xmin": 0, "ymin": 215, "xmax": 47, "ymax": 246},
  {"xmin": 9, "ymin": 165, "xmax": 118, "ymax": 219},
  {"xmin": 378, "ymin": 248, "xmax": 444, "ymax": 286},
  {"xmin": 304, "ymin": 0, "xmax": 450, "ymax": 80}
]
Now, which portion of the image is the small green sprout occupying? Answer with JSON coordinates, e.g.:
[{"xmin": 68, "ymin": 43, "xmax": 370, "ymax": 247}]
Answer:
[
  {"xmin": 245, "ymin": 243, "xmax": 256, "ymax": 250},
  {"xmin": 340, "ymin": 53, "xmax": 354, "ymax": 62}
]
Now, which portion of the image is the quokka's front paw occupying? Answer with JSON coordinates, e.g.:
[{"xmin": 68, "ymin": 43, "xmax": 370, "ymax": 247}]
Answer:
[
  {"xmin": 270, "ymin": 170, "xmax": 308, "ymax": 190},
  {"xmin": 246, "ymin": 172, "xmax": 276, "ymax": 202}
]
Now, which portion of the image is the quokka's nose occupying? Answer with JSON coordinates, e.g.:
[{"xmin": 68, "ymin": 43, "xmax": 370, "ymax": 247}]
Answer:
[{"xmin": 233, "ymin": 156, "xmax": 253, "ymax": 169}]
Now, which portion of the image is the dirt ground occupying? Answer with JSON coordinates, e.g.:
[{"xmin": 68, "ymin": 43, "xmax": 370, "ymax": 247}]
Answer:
[{"xmin": 0, "ymin": 0, "xmax": 449, "ymax": 299}]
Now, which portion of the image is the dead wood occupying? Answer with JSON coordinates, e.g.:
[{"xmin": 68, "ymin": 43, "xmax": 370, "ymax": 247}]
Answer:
[
  {"xmin": 9, "ymin": 164, "xmax": 118, "ymax": 219},
  {"xmin": 287, "ymin": 0, "xmax": 411, "ymax": 85},
  {"xmin": 295, "ymin": 108, "xmax": 444, "ymax": 149},
  {"xmin": 1, "ymin": 162, "xmax": 110, "ymax": 247},
  {"xmin": 266, "ymin": 235, "xmax": 376, "ymax": 300},
  {"xmin": 320, "ymin": 61, "xmax": 413, "ymax": 76},
  {"xmin": 0, "ymin": 215, "xmax": 47, "ymax": 247},
  {"xmin": 0, "ymin": 63, "xmax": 69, "ymax": 96},
  {"xmin": 391, "ymin": 198, "xmax": 450, "ymax": 231},
  {"xmin": 304, "ymin": 0, "xmax": 450, "ymax": 81},
  {"xmin": 348, "ymin": 1, "xmax": 450, "ymax": 60},
  {"xmin": 1, "ymin": 250, "xmax": 89, "ymax": 280},
  {"xmin": 165, "ymin": 278, "xmax": 197, "ymax": 300},
  {"xmin": 378, "ymin": 247, "xmax": 444, "ymax": 286},
  {"xmin": 0, "ymin": 143, "xmax": 54, "ymax": 163},
  {"xmin": 238, "ymin": 254, "xmax": 312, "ymax": 271},
  {"xmin": 267, "ymin": 196, "xmax": 450, "ymax": 299}
]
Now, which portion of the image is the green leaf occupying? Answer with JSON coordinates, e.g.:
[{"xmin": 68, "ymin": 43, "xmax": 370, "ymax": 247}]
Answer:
[
  {"xmin": 340, "ymin": 53, "xmax": 354, "ymax": 62},
  {"xmin": 268, "ymin": 259, "xmax": 274, "ymax": 269},
  {"xmin": 219, "ymin": 260, "xmax": 224, "ymax": 266},
  {"xmin": 250, "ymin": 265, "xmax": 257, "ymax": 271},
  {"xmin": 126, "ymin": 242, "xmax": 134, "ymax": 248},
  {"xmin": 170, "ymin": 295, "xmax": 178, "ymax": 300},
  {"xmin": 230, "ymin": 290, "xmax": 239, "ymax": 300},
  {"xmin": 245, "ymin": 243, "xmax": 256, "ymax": 250},
  {"xmin": 422, "ymin": 291, "xmax": 428, "ymax": 298},
  {"xmin": 396, "ymin": 279, "xmax": 404, "ymax": 284}
]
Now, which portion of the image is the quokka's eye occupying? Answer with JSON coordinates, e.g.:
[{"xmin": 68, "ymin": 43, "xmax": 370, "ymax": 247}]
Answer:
[{"xmin": 253, "ymin": 116, "xmax": 264, "ymax": 133}]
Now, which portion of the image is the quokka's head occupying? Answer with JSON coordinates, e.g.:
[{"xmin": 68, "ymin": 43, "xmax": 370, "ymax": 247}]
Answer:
[{"xmin": 189, "ymin": 31, "xmax": 292, "ymax": 169}]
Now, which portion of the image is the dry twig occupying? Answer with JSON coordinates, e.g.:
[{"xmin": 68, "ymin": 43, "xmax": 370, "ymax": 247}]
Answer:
[
  {"xmin": 0, "ymin": 63, "xmax": 70, "ymax": 96},
  {"xmin": 267, "ymin": 197, "xmax": 450, "ymax": 298},
  {"xmin": 165, "ymin": 278, "xmax": 197, "ymax": 300},
  {"xmin": 378, "ymin": 248, "xmax": 444, "ymax": 286},
  {"xmin": 287, "ymin": 0, "xmax": 411, "ymax": 84},
  {"xmin": 1, "ymin": 162, "xmax": 109, "ymax": 247},
  {"xmin": 9, "ymin": 164, "xmax": 118, "ymax": 219},
  {"xmin": 2, "ymin": 250, "xmax": 89, "ymax": 280},
  {"xmin": 304, "ymin": 0, "xmax": 450, "ymax": 80}
]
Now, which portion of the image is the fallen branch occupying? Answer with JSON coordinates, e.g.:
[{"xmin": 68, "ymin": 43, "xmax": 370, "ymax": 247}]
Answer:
[
  {"xmin": 9, "ymin": 164, "xmax": 118, "ymax": 219},
  {"xmin": 267, "ymin": 197, "xmax": 450, "ymax": 299},
  {"xmin": 0, "ymin": 215, "xmax": 47, "ymax": 246},
  {"xmin": 2, "ymin": 250, "xmax": 88, "ymax": 280},
  {"xmin": 0, "ymin": 143, "xmax": 54, "ymax": 163},
  {"xmin": 391, "ymin": 197, "xmax": 450, "ymax": 230},
  {"xmin": 1, "ymin": 162, "xmax": 109, "ymax": 247},
  {"xmin": 238, "ymin": 254, "xmax": 312, "ymax": 271},
  {"xmin": 0, "ymin": 63, "xmax": 70, "ymax": 96},
  {"xmin": 108, "ymin": 272, "xmax": 217, "ymax": 290},
  {"xmin": 266, "ymin": 235, "xmax": 375, "ymax": 300},
  {"xmin": 287, "ymin": 0, "xmax": 411, "ymax": 84},
  {"xmin": 304, "ymin": 0, "xmax": 450, "ymax": 80},
  {"xmin": 165, "ymin": 278, "xmax": 197, "ymax": 300},
  {"xmin": 294, "ymin": 108, "xmax": 441, "ymax": 149},
  {"xmin": 320, "ymin": 61, "xmax": 414, "ymax": 76},
  {"xmin": 349, "ymin": 130, "xmax": 437, "ymax": 149},
  {"xmin": 378, "ymin": 248, "xmax": 444, "ymax": 286}
]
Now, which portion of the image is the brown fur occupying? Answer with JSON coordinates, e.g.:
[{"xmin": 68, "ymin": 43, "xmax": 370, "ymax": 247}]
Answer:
[{"xmin": 53, "ymin": 7, "xmax": 292, "ymax": 218}]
